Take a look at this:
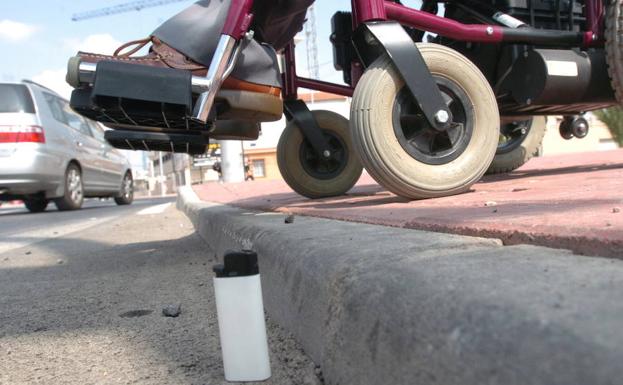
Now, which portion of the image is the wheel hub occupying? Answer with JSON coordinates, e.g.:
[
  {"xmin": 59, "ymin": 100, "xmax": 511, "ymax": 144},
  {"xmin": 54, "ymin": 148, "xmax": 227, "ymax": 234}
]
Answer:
[
  {"xmin": 392, "ymin": 77, "xmax": 474, "ymax": 165},
  {"xmin": 68, "ymin": 169, "xmax": 83, "ymax": 203},
  {"xmin": 122, "ymin": 175, "xmax": 133, "ymax": 199},
  {"xmin": 497, "ymin": 119, "xmax": 532, "ymax": 154},
  {"xmin": 299, "ymin": 130, "xmax": 348, "ymax": 180}
]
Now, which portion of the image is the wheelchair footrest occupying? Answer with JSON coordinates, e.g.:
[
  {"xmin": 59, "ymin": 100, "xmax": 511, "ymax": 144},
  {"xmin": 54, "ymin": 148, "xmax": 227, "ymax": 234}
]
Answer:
[
  {"xmin": 71, "ymin": 61, "xmax": 206, "ymax": 131},
  {"xmin": 104, "ymin": 129, "xmax": 208, "ymax": 155}
]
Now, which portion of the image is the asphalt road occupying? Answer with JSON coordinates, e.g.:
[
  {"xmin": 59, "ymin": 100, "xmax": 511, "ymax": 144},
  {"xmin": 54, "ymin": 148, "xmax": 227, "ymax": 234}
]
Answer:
[{"xmin": 0, "ymin": 196, "xmax": 321, "ymax": 385}]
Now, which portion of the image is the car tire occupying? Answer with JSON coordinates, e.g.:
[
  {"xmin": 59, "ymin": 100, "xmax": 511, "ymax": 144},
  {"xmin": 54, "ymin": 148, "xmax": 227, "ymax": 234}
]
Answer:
[
  {"xmin": 55, "ymin": 163, "xmax": 84, "ymax": 211},
  {"xmin": 24, "ymin": 198, "xmax": 49, "ymax": 213},
  {"xmin": 114, "ymin": 172, "xmax": 134, "ymax": 205}
]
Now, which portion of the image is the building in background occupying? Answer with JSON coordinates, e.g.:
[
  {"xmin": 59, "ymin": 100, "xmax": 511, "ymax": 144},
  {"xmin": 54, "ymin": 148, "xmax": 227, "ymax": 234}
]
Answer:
[{"xmin": 147, "ymin": 152, "xmax": 191, "ymax": 195}]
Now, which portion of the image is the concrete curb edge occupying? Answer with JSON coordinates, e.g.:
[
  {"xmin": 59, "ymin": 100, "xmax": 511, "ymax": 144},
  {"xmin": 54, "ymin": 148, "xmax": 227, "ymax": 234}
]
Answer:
[{"xmin": 177, "ymin": 186, "xmax": 623, "ymax": 385}]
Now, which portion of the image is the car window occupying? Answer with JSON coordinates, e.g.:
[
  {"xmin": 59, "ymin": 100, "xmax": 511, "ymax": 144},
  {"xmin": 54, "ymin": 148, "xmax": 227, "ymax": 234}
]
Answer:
[
  {"xmin": 88, "ymin": 120, "xmax": 106, "ymax": 143},
  {"xmin": 59, "ymin": 100, "xmax": 92, "ymax": 137},
  {"xmin": 0, "ymin": 84, "xmax": 35, "ymax": 113},
  {"xmin": 43, "ymin": 93, "xmax": 67, "ymax": 124}
]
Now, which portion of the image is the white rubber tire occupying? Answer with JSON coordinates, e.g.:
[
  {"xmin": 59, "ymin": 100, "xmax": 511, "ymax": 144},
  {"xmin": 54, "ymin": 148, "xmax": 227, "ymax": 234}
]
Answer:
[
  {"xmin": 350, "ymin": 43, "xmax": 499, "ymax": 199},
  {"xmin": 277, "ymin": 110, "xmax": 363, "ymax": 199},
  {"xmin": 487, "ymin": 116, "xmax": 547, "ymax": 174},
  {"xmin": 606, "ymin": 0, "xmax": 623, "ymax": 104}
]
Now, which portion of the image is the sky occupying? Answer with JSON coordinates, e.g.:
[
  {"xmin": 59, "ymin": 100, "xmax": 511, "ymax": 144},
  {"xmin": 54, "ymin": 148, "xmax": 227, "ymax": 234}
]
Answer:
[{"xmin": 0, "ymin": 0, "xmax": 360, "ymax": 98}]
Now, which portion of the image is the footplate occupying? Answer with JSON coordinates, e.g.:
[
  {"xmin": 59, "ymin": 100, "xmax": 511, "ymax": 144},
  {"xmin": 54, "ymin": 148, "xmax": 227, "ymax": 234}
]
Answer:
[
  {"xmin": 104, "ymin": 130, "xmax": 209, "ymax": 155},
  {"xmin": 70, "ymin": 61, "xmax": 207, "ymax": 131}
]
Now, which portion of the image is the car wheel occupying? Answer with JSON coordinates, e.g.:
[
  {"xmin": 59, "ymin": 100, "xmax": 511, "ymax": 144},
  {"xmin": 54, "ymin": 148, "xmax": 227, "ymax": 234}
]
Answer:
[
  {"xmin": 114, "ymin": 172, "xmax": 133, "ymax": 205},
  {"xmin": 55, "ymin": 163, "xmax": 84, "ymax": 211},
  {"xmin": 24, "ymin": 198, "xmax": 49, "ymax": 213}
]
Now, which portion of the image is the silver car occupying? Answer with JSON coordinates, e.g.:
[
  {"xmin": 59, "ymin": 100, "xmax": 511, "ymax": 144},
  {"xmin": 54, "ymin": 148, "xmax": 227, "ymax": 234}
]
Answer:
[{"xmin": 0, "ymin": 81, "xmax": 133, "ymax": 212}]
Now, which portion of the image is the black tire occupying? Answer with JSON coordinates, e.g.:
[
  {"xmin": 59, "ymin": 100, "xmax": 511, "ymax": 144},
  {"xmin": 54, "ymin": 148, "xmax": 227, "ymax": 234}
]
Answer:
[
  {"xmin": 54, "ymin": 163, "xmax": 84, "ymax": 211},
  {"xmin": 486, "ymin": 116, "xmax": 547, "ymax": 175},
  {"xmin": 350, "ymin": 44, "xmax": 499, "ymax": 199},
  {"xmin": 24, "ymin": 198, "xmax": 49, "ymax": 213},
  {"xmin": 277, "ymin": 110, "xmax": 363, "ymax": 199},
  {"xmin": 114, "ymin": 172, "xmax": 134, "ymax": 205},
  {"xmin": 606, "ymin": 0, "xmax": 623, "ymax": 104}
]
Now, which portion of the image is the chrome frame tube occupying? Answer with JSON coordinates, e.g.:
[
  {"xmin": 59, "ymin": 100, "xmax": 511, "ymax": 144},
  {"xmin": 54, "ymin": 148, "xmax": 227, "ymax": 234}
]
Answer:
[{"xmin": 191, "ymin": 34, "xmax": 237, "ymax": 123}]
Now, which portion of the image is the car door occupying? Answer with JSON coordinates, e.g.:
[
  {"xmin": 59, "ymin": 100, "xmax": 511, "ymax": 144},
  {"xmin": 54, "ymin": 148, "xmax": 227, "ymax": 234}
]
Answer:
[
  {"xmin": 86, "ymin": 121, "xmax": 125, "ymax": 190},
  {"xmin": 57, "ymin": 98, "xmax": 106, "ymax": 191}
]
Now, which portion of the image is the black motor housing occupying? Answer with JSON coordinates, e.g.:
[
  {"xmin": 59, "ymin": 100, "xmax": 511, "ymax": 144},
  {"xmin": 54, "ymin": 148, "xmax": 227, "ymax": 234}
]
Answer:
[{"xmin": 498, "ymin": 48, "xmax": 616, "ymax": 114}]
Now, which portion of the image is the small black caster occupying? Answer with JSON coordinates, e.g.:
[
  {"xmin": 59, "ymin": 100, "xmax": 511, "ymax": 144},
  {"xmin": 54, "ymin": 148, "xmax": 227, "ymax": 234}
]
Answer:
[{"xmin": 559, "ymin": 116, "xmax": 589, "ymax": 140}]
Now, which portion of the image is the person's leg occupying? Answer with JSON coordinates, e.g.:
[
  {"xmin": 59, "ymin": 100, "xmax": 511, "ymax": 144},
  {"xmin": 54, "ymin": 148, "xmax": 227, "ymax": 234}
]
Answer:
[
  {"xmin": 66, "ymin": 0, "xmax": 313, "ymax": 127},
  {"xmin": 151, "ymin": 0, "xmax": 227, "ymax": 69},
  {"xmin": 152, "ymin": 0, "xmax": 304, "ymax": 89},
  {"xmin": 252, "ymin": 0, "xmax": 315, "ymax": 51}
]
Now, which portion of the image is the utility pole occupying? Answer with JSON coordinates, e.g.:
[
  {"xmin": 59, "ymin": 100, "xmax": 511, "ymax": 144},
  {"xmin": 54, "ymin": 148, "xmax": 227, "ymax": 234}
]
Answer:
[
  {"xmin": 148, "ymin": 152, "xmax": 155, "ymax": 197},
  {"xmin": 220, "ymin": 140, "xmax": 245, "ymax": 183},
  {"xmin": 158, "ymin": 151, "xmax": 166, "ymax": 196},
  {"xmin": 184, "ymin": 155, "xmax": 192, "ymax": 186},
  {"xmin": 171, "ymin": 153, "xmax": 178, "ymax": 192}
]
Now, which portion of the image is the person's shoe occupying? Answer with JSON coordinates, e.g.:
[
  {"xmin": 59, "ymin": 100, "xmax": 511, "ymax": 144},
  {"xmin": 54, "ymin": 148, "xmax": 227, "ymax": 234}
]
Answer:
[{"xmin": 66, "ymin": 36, "xmax": 283, "ymax": 122}]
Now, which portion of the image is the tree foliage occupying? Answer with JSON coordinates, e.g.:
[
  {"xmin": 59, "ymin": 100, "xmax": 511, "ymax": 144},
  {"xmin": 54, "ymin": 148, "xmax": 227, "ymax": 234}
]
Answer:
[{"xmin": 594, "ymin": 107, "xmax": 623, "ymax": 146}]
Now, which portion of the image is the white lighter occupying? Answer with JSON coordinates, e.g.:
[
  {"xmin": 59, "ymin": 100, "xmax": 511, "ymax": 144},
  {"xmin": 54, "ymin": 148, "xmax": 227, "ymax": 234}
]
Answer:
[{"xmin": 213, "ymin": 250, "xmax": 271, "ymax": 382}]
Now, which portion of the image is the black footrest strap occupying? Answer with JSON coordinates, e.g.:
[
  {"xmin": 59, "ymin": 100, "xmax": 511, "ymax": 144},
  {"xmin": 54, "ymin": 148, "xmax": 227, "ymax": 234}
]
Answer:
[
  {"xmin": 71, "ymin": 61, "xmax": 206, "ymax": 131},
  {"xmin": 105, "ymin": 129, "xmax": 208, "ymax": 155}
]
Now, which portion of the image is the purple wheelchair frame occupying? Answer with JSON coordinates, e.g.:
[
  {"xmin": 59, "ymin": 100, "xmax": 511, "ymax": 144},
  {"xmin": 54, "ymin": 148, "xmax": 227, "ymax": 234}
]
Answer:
[{"xmin": 221, "ymin": 0, "xmax": 605, "ymax": 101}]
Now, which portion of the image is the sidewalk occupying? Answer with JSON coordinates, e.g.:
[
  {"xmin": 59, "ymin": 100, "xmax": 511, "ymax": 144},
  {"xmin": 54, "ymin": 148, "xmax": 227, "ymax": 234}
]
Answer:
[{"xmin": 193, "ymin": 149, "xmax": 623, "ymax": 257}]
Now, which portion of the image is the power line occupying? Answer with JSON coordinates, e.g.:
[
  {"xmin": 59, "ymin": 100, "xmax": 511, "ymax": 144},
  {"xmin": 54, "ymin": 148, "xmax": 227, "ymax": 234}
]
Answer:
[{"xmin": 72, "ymin": 0, "xmax": 189, "ymax": 21}]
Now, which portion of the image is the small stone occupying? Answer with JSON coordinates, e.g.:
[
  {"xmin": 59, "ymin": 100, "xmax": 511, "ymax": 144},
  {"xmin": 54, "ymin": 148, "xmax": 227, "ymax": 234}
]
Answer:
[
  {"xmin": 284, "ymin": 214, "xmax": 295, "ymax": 224},
  {"xmin": 162, "ymin": 304, "xmax": 182, "ymax": 317},
  {"xmin": 492, "ymin": 208, "xmax": 498, "ymax": 213},
  {"xmin": 25, "ymin": 251, "xmax": 32, "ymax": 255},
  {"xmin": 3, "ymin": 257, "xmax": 8, "ymax": 261},
  {"xmin": 484, "ymin": 201, "xmax": 497, "ymax": 207},
  {"xmin": 56, "ymin": 259, "xmax": 64, "ymax": 265},
  {"xmin": 612, "ymin": 207, "xmax": 620, "ymax": 213}
]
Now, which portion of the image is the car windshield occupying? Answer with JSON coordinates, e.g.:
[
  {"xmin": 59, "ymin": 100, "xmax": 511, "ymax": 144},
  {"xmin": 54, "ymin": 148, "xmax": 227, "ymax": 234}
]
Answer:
[{"xmin": 0, "ymin": 84, "xmax": 35, "ymax": 113}]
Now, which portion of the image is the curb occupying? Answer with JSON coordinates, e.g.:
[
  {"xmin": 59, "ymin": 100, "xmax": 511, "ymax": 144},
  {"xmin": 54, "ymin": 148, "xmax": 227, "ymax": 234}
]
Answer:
[{"xmin": 177, "ymin": 187, "xmax": 623, "ymax": 385}]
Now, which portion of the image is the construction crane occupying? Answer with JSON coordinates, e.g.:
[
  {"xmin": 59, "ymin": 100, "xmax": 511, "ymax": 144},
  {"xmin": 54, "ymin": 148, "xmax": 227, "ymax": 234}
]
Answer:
[
  {"xmin": 303, "ymin": 4, "xmax": 319, "ymax": 79},
  {"xmin": 72, "ymin": 0, "xmax": 190, "ymax": 21}
]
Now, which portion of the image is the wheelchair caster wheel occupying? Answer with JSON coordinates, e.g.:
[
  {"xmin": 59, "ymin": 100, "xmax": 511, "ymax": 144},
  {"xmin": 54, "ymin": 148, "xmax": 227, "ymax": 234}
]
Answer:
[
  {"xmin": 277, "ymin": 110, "xmax": 363, "ymax": 199},
  {"xmin": 559, "ymin": 116, "xmax": 589, "ymax": 140},
  {"xmin": 559, "ymin": 118, "xmax": 574, "ymax": 140},
  {"xmin": 350, "ymin": 43, "xmax": 499, "ymax": 199},
  {"xmin": 571, "ymin": 116, "xmax": 589, "ymax": 138}
]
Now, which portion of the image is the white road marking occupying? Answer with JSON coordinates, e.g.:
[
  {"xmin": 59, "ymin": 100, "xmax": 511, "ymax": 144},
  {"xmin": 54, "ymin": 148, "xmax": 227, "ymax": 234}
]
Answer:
[
  {"xmin": 137, "ymin": 203, "xmax": 171, "ymax": 216},
  {"xmin": 0, "ymin": 208, "xmax": 24, "ymax": 215},
  {"xmin": 0, "ymin": 216, "xmax": 116, "ymax": 255}
]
